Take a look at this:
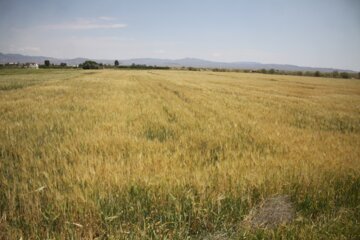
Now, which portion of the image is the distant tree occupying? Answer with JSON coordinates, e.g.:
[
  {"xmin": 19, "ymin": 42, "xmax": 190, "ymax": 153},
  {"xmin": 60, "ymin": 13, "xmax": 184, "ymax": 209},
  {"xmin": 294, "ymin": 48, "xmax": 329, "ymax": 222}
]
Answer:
[
  {"xmin": 296, "ymin": 71, "xmax": 303, "ymax": 76},
  {"xmin": 188, "ymin": 67, "xmax": 199, "ymax": 71},
  {"xmin": 44, "ymin": 60, "xmax": 50, "ymax": 67},
  {"xmin": 268, "ymin": 69, "xmax": 275, "ymax": 74},
  {"xmin": 81, "ymin": 60, "xmax": 100, "ymax": 69},
  {"xmin": 358, "ymin": 72, "xmax": 360, "ymax": 79},
  {"xmin": 332, "ymin": 71, "xmax": 339, "ymax": 78},
  {"xmin": 60, "ymin": 63, "xmax": 67, "ymax": 67},
  {"xmin": 314, "ymin": 71, "xmax": 321, "ymax": 77},
  {"xmin": 260, "ymin": 69, "xmax": 267, "ymax": 74},
  {"xmin": 340, "ymin": 72, "xmax": 349, "ymax": 79},
  {"xmin": 114, "ymin": 60, "xmax": 119, "ymax": 66}
]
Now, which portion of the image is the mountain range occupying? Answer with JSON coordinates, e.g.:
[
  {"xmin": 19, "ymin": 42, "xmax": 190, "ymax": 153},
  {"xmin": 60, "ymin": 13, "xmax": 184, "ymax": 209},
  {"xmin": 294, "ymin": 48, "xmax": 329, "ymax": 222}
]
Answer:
[{"xmin": 0, "ymin": 52, "xmax": 355, "ymax": 73}]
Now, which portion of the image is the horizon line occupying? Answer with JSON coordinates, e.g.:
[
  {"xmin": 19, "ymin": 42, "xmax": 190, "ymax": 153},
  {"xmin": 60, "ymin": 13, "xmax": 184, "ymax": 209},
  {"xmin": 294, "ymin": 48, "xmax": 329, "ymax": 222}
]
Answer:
[{"xmin": 0, "ymin": 51, "xmax": 359, "ymax": 72}]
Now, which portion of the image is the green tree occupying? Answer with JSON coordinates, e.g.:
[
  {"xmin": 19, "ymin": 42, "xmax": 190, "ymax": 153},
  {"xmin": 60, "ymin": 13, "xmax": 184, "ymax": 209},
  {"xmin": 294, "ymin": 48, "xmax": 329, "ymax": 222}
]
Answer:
[
  {"xmin": 340, "ymin": 72, "xmax": 349, "ymax": 79},
  {"xmin": 332, "ymin": 71, "xmax": 339, "ymax": 78},
  {"xmin": 314, "ymin": 71, "xmax": 321, "ymax": 77},
  {"xmin": 81, "ymin": 60, "xmax": 100, "ymax": 69},
  {"xmin": 114, "ymin": 60, "xmax": 119, "ymax": 66},
  {"xmin": 44, "ymin": 60, "xmax": 50, "ymax": 67}
]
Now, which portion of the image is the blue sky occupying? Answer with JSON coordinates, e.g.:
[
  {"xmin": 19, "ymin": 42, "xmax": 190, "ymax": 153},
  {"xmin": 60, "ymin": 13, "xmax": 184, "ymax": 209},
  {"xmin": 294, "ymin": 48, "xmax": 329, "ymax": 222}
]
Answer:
[{"xmin": 0, "ymin": 0, "xmax": 359, "ymax": 70}]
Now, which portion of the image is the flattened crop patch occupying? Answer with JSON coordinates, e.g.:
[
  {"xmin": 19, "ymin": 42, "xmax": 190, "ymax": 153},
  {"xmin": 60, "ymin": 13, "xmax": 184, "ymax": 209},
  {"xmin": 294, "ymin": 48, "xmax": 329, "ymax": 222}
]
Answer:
[{"xmin": 243, "ymin": 195, "xmax": 295, "ymax": 229}]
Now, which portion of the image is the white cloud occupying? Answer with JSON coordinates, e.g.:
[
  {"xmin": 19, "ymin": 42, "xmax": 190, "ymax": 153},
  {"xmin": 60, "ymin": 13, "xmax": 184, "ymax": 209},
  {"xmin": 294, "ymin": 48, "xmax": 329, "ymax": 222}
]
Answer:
[
  {"xmin": 98, "ymin": 16, "xmax": 117, "ymax": 21},
  {"xmin": 211, "ymin": 52, "xmax": 222, "ymax": 58},
  {"xmin": 154, "ymin": 49, "xmax": 166, "ymax": 54},
  {"xmin": 43, "ymin": 19, "xmax": 127, "ymax": 30},
  {"xmin": 18, "ymin": 47, "xmax": 41, "ymax": 53}
]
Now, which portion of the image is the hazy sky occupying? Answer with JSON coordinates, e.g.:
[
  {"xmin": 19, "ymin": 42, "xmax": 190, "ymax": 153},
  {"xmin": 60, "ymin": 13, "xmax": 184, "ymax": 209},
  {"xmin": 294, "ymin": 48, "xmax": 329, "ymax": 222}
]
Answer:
[{"xmin": 0, "ymin": 0, "xmax": 359, "ymax": 70}]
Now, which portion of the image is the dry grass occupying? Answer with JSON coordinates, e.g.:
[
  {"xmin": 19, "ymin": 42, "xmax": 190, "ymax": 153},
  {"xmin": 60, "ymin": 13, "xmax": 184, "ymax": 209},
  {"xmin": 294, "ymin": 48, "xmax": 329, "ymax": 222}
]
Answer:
[
  {"xmin": 243, "ymin": 195, "xmax": 295, "ymax": 229},
  {"xmin": 0, "ymin": 69, "xmax": 360, "ymax": 239}
]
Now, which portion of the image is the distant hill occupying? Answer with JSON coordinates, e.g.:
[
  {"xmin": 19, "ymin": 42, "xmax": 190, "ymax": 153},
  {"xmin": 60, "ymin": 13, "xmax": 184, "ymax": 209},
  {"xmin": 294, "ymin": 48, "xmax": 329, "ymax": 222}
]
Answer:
[
  {"xmin": 0, "ymin": 53, "xmax": 88, "ymax": 66},
  {"xmin": 0, "ymin": 52, "xmax": 356, "ymax": 73}
]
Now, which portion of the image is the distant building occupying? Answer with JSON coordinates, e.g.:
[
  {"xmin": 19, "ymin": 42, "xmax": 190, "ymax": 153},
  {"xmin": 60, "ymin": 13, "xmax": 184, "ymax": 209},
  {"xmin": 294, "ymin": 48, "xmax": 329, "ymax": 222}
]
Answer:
[{"xmin": 25, "ymin": 63, "xmax": 39, "ymax": 69}]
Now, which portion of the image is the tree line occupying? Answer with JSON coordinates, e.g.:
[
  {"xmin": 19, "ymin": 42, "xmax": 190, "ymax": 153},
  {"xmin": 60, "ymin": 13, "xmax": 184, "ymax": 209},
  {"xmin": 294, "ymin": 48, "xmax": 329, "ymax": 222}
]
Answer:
[
  {"xmin": 2, "ymin": 59, "xmax": 359, "ymax": 79},
  {"xmin": 210, "ymin": 67, "xmax": 358, "ymax": 79}
]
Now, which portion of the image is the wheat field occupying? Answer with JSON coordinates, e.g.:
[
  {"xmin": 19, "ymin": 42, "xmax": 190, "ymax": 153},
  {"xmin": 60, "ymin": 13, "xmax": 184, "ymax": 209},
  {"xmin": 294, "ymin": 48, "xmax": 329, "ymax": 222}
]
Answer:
[{"xmin": 0, "ymin": 69, "xmax": 359, "ymax": 239}]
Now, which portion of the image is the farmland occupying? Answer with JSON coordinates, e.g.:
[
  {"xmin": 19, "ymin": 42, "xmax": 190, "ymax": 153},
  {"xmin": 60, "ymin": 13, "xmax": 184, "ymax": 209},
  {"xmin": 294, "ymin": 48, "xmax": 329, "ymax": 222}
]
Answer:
[{"xmin": 0, "ymin": 69, "xmax": 359, "ymax": 239}]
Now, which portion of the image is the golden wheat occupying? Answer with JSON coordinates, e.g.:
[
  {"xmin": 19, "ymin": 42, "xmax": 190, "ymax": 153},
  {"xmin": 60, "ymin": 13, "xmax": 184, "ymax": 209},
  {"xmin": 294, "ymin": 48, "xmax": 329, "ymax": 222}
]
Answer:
[{"xmin": 0, "ymin": 69, "xmax": 359, "ymax": 239}]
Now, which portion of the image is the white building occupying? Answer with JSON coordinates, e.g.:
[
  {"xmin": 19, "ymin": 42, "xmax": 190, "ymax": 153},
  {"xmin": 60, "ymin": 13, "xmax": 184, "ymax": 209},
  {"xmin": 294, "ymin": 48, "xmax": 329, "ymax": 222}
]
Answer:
[{"xmin": 26, "ymin": 63, "xmax": 39, "ymax": 69}]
